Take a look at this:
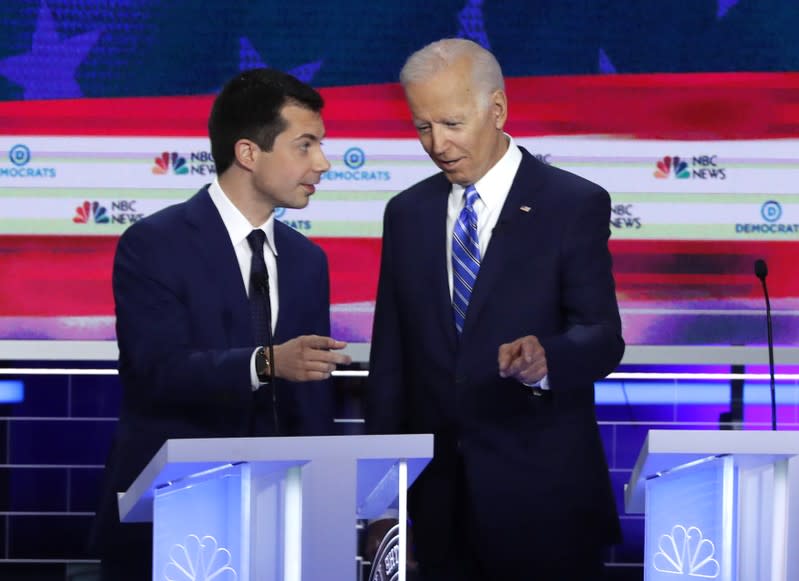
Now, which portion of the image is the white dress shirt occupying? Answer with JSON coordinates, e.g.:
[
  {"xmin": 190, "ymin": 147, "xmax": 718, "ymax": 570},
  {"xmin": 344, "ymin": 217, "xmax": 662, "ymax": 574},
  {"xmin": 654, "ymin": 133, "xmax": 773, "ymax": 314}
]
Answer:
[
  {"xmin": 445, "ymin": 134, "xmax": 522, "ymax": 295},
  {"xmin": 445, "ymin": 136, "xmax": 549, "ymax": 389},
  {"xmin": 208, "ymin": 178, "xmax": 278, "ymax": 389}
]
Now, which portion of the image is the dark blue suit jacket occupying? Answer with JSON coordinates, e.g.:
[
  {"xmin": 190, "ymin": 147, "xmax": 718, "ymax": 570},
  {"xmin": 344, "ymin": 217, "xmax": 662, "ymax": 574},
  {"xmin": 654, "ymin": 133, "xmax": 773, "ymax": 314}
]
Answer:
[
  {"xmin": 366, "ymin": 148, "xmax": 624, "ymax": 572},
  {"xmin": 91, "ymin": 186, "xmax": 334, "ymax": 557}
]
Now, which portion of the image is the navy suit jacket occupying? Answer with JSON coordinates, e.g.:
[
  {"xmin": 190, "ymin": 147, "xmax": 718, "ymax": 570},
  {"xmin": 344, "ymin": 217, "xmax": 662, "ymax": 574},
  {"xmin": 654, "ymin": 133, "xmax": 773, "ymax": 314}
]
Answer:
[
  {"xmin": 366, "ymin": 148, "xmax": 624, "ymax": 570},
  {"xmin": 92, "ymin": 186, "xmax": 334, "ymax": 556}
]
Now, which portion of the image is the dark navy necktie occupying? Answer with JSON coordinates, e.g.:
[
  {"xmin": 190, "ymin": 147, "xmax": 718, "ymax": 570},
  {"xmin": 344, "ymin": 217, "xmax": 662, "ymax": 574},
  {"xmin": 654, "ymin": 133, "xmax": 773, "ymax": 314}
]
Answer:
[
  {"xmin": 246, "ymin": 228, "xmax": 280, "ymax": 435},
  {"xmin": 452, "ymin": 185, "xmax": 481, "ymax": 334},
  {"xmin": 246, "ymin": 229, "xmax": 271, "ymax": 344}
]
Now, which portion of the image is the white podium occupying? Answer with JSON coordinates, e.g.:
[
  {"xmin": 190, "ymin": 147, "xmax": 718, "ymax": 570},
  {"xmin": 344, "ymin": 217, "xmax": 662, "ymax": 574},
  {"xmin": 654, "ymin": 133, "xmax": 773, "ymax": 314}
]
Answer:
[
  {"xmin": 118, "ymin": 434, "xmax": 433, "ymax": 581},
  {"xmin": 625, "ymin": 430, "xmax": 799, "ymax": 581}
]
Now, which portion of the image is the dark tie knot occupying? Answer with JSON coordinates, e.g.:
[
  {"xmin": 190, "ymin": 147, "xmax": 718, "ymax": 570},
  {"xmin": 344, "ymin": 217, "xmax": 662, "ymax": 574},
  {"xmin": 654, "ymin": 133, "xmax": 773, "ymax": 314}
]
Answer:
[{"xmin": 247, "ymin": 229, "xmax": 267, "ymax": 257}]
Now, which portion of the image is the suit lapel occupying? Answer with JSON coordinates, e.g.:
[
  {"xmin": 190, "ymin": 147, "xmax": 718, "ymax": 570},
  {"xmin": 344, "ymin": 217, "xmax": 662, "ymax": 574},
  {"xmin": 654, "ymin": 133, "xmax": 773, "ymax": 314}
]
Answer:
[
  {"xmin": 184, "ymin": 187, "xmax": 252, "ymax": 345},
  {"xmin": 462, "ymin": 149, "xmax": 544, "ymax": 337},
  {"xmin": 417, "ymin": 174, "xmax": 458, "ymax": 351}
]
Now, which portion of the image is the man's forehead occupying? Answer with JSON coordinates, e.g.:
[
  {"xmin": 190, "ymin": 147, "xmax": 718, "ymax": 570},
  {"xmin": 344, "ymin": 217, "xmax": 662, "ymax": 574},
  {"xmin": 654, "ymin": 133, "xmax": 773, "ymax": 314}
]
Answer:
[{"xmin": 280, "ymin": 106, "xmax": 324, "ymax": 131}]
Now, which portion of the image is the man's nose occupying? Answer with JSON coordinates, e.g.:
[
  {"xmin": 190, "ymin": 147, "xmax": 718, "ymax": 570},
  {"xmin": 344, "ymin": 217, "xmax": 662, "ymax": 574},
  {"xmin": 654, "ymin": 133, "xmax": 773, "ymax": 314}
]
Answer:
[
  {"xmin": 315, "ymin": 150, "xmax": 331, "ymax": 173},
  {"xmin": 430, "ymin": 126, "xmax": 449, "ymax": 155}
]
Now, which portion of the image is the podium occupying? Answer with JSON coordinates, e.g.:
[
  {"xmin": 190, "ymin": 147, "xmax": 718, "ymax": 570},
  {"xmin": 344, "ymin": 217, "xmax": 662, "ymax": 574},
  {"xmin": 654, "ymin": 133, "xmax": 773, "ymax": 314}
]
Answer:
[
  {"xmin": 118, "ymin": 434, "xmax": 433, "ymax": 581},
  {"xmin": 625, "ymin": 430, "xmax": 799, "ymax": 581}
]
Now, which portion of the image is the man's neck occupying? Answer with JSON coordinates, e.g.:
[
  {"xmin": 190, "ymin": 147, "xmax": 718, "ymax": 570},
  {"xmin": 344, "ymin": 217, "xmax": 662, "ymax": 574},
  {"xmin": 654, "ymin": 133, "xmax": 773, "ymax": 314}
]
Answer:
[{"xmin": 218, "ymin": 171, "xmax": 272, "ymax": 227}]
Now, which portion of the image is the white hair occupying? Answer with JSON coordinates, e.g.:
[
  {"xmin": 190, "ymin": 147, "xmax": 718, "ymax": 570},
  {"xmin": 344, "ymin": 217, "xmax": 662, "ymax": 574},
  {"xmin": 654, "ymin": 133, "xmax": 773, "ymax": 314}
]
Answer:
[{"xmin": 399, "ymin": 38, "xmax": 505, "ymax": 108}]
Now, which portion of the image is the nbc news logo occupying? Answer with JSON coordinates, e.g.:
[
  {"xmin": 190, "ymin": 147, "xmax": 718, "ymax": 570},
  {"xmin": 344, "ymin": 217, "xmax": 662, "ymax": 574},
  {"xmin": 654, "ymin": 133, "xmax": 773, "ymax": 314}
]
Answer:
[
  {"xmin": 152, "ymin": 151, "xmax": 216, "ymax": 176},
  {"xmin": 654, "ymin": 156, "xmax": 690, "ymax": 179},
  {"xmin": 152, "ymin": 152, "xmax": 189, "ymax": 175},
  {"xmin": 73, "ymin": 200, "xmax": 144, "ymax": 225},
  {"xmin": 654, "ymin": 155, "xmax": 727, "ymax": 180},
  {"xmin": 73, "ymin": 201, "xmax": 110, "ymax": 224}
]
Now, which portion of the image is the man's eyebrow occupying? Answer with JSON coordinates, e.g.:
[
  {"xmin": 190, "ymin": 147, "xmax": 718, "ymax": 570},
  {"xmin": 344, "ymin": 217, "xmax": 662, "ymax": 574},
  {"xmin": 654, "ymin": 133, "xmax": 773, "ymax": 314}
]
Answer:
[{"xmin": 292, "ymin": 132, "xmax": 325, "ymax": 141}]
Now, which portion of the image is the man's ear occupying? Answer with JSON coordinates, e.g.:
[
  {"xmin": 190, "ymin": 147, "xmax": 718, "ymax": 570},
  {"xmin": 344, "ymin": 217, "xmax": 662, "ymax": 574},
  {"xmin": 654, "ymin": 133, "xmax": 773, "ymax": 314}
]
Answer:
[
  {"xmin": 491, "ymin": 89, "xmax": 508, "ymax": 130},
  {"xmin": 233, "ymin": 139, "xmax": 259, "ymax": 170}
]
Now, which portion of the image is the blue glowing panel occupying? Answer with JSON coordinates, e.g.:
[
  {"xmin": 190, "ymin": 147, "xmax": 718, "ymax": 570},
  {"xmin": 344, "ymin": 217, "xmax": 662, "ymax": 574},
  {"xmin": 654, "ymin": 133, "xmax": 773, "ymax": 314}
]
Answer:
[
  {"xmin": 0, "ymin": 380, "xmax": 24, "ymax": 403},
  {"xmin": 645, "ymin": 456, "xmax": 735, "ymax": 581},
  {"xmin": 153, "ymin": 466, "xmax": 245, "ymax": 581},
  {"xmin": 595, "ymin": 381, "xmax": 799, "ymax": 406}
]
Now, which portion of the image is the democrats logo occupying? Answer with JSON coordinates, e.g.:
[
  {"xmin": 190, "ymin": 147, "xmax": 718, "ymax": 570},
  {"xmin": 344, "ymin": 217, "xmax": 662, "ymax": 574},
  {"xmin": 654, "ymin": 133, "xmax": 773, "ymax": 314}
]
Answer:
[
  {"xmin": 323, "ymin": 146, "xmax": 390, "ymax": 182},
  {"xmin": 9, "ymin": 144, "xmax": 31, "ymax": 166},
  {"xmin": 344, "ymin": 147, "xmax": 366, "ymax": 169},
  {"xmin": 736, "ymin": 200, "xmax": 797, "ymax": 235},
  {"xmin": 653, "ymin": 525, "xmax": 719, "ymax": 578},
  {"xmin": 654, "ymin": 155, "xmax": 726, "ymax": 180},
  {"xmin": 761, "ymin": 200, "xmax": 782, "ymax": 222},
  {"xmin": 1, "ymin": 144, "xmax": 56, "ymax": 178}
]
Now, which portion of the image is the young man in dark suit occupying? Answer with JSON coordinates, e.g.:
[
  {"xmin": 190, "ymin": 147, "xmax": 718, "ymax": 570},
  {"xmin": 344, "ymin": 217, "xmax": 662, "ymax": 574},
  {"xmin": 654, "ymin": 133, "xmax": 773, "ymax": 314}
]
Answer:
[
  {"xmin": 367, "ymin": 39, "xmax": 624, "ymax": 580},
  {"xmin": 91, "ymin": 68, "xmax": 351, "ymax": 580}
]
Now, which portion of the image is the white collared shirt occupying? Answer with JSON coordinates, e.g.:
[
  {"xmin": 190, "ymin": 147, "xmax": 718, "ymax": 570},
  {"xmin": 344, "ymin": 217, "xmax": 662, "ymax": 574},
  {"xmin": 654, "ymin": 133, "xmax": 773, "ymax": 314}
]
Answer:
[
  {"xmin": 445, "ymin": 134, "xmax": 522, "ymax": 297},
  {"xmin": 208, "ymin": 178, "xmax": 279, "ymax": 388},
  {"xmin": 444, "ymin": 136, "xmax": 549, "ymax": 389}
]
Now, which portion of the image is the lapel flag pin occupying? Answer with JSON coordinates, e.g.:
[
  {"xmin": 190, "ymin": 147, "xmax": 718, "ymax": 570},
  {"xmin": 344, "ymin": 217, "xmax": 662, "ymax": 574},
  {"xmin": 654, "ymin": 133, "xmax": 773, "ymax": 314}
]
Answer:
[{"xmin": 520, "ymin": 205, "xmax": 531, "ymax": 213}]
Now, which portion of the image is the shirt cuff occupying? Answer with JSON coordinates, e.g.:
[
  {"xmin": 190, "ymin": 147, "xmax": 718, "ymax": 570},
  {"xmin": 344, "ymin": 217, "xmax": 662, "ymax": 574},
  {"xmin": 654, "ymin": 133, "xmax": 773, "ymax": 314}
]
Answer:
[
  {"xmin": 249, "ymin": 348, "xmax": 261, "ymax": 392},
  {"xmin": 522, "ymin": 374, "xmax": 549, "ymax": 390}
]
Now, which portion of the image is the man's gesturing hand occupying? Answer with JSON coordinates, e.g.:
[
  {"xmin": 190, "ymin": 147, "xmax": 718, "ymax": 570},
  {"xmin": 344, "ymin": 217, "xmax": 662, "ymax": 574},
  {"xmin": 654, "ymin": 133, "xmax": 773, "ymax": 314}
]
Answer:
[
  {"xmin": 497, "ymin": 335, "xmax": 547, "ymax": 385},
  {"xmin": 272, "ymin": 335, "xmax": 352, "ymax": 382}
]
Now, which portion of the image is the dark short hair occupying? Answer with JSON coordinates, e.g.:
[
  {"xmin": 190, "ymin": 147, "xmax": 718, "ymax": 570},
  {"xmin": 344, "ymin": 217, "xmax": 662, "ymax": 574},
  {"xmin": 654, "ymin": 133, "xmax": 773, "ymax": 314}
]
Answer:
[{"xmin": 208, "ymin": 68, "xmax": 324, "ymax": 175}]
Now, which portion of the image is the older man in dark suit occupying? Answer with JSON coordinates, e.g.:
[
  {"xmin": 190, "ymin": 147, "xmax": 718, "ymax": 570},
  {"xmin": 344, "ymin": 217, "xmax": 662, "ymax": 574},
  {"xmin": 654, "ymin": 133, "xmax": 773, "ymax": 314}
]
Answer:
[
  {"xmin": 367, "ymin": 39, "xmax": 624, "ymax": 581},
  {"xmin": 91, "ymin": 68, "xmax": 351, "ymax": 580}
]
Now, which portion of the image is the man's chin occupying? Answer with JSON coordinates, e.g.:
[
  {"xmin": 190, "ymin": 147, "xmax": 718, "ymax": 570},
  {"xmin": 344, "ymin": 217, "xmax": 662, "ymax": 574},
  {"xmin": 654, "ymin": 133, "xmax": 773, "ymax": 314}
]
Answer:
[
  {"xmin": 292, "ymin": 198, "xmax": 311, "ymax": 209},
  {"xmin": 442, "ymin": 171, "xmax": 470, "ymax": 187},
  {"xmin": 437, "ymin": 165, "xmax": 470, "ymax": 186}
]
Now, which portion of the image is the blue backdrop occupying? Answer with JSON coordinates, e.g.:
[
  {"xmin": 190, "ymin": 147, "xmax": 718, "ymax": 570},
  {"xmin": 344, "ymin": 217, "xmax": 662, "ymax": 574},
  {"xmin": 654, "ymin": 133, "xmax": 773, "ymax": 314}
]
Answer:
[{"xmin": 1, "ymin": 0, "xmax": 798, "ymax": 100}]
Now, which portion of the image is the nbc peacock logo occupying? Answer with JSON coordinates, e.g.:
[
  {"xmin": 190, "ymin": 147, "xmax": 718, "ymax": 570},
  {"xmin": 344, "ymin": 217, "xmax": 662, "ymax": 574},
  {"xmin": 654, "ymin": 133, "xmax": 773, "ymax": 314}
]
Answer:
[
  {"xmin": 73, "ymin": 201, "xmax": 110, "ymax": 224},
  {"xmin": 653, "ymin": 524, "xmax": 720, "ymax": 578},
  {"xmin": 654, "ymin": 156, "xmax": 690, "ymax": 179},
  {"xmin": 152, "ymin": 151, "xmax": 189, "ymax": 175},
  {"xmin": 164, "ymin": 534, "xmax": 238, "ymax": 580}
]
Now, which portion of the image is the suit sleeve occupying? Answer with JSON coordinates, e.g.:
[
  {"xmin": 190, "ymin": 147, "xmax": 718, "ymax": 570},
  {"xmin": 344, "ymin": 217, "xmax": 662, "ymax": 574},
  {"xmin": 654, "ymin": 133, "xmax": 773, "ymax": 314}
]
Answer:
[
  {"xmin": 539, "ymin": 187, "xmax": 625, "ymax": 390},
  {"xmin": 365, "ymin": 198, "xmax": 407, "ymax": 434},
  {"xmin": 113, "ymin": 221, "xmax": 253, "ymax": 408}
]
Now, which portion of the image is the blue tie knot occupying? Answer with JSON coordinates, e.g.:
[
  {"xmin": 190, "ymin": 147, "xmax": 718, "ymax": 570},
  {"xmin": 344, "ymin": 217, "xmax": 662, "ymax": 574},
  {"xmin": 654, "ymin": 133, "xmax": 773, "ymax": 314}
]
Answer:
[{"xmin": 464, "ymin": 185, "xmax": 480, "ymax": 209}]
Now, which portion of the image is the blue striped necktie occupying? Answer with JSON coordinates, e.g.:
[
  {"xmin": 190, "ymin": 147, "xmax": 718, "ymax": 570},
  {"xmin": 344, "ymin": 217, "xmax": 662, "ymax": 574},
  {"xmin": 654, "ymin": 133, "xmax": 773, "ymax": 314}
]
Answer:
[{"xmin": 452, "ymin": 185, "xmax": 481, "ymax": 334}]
